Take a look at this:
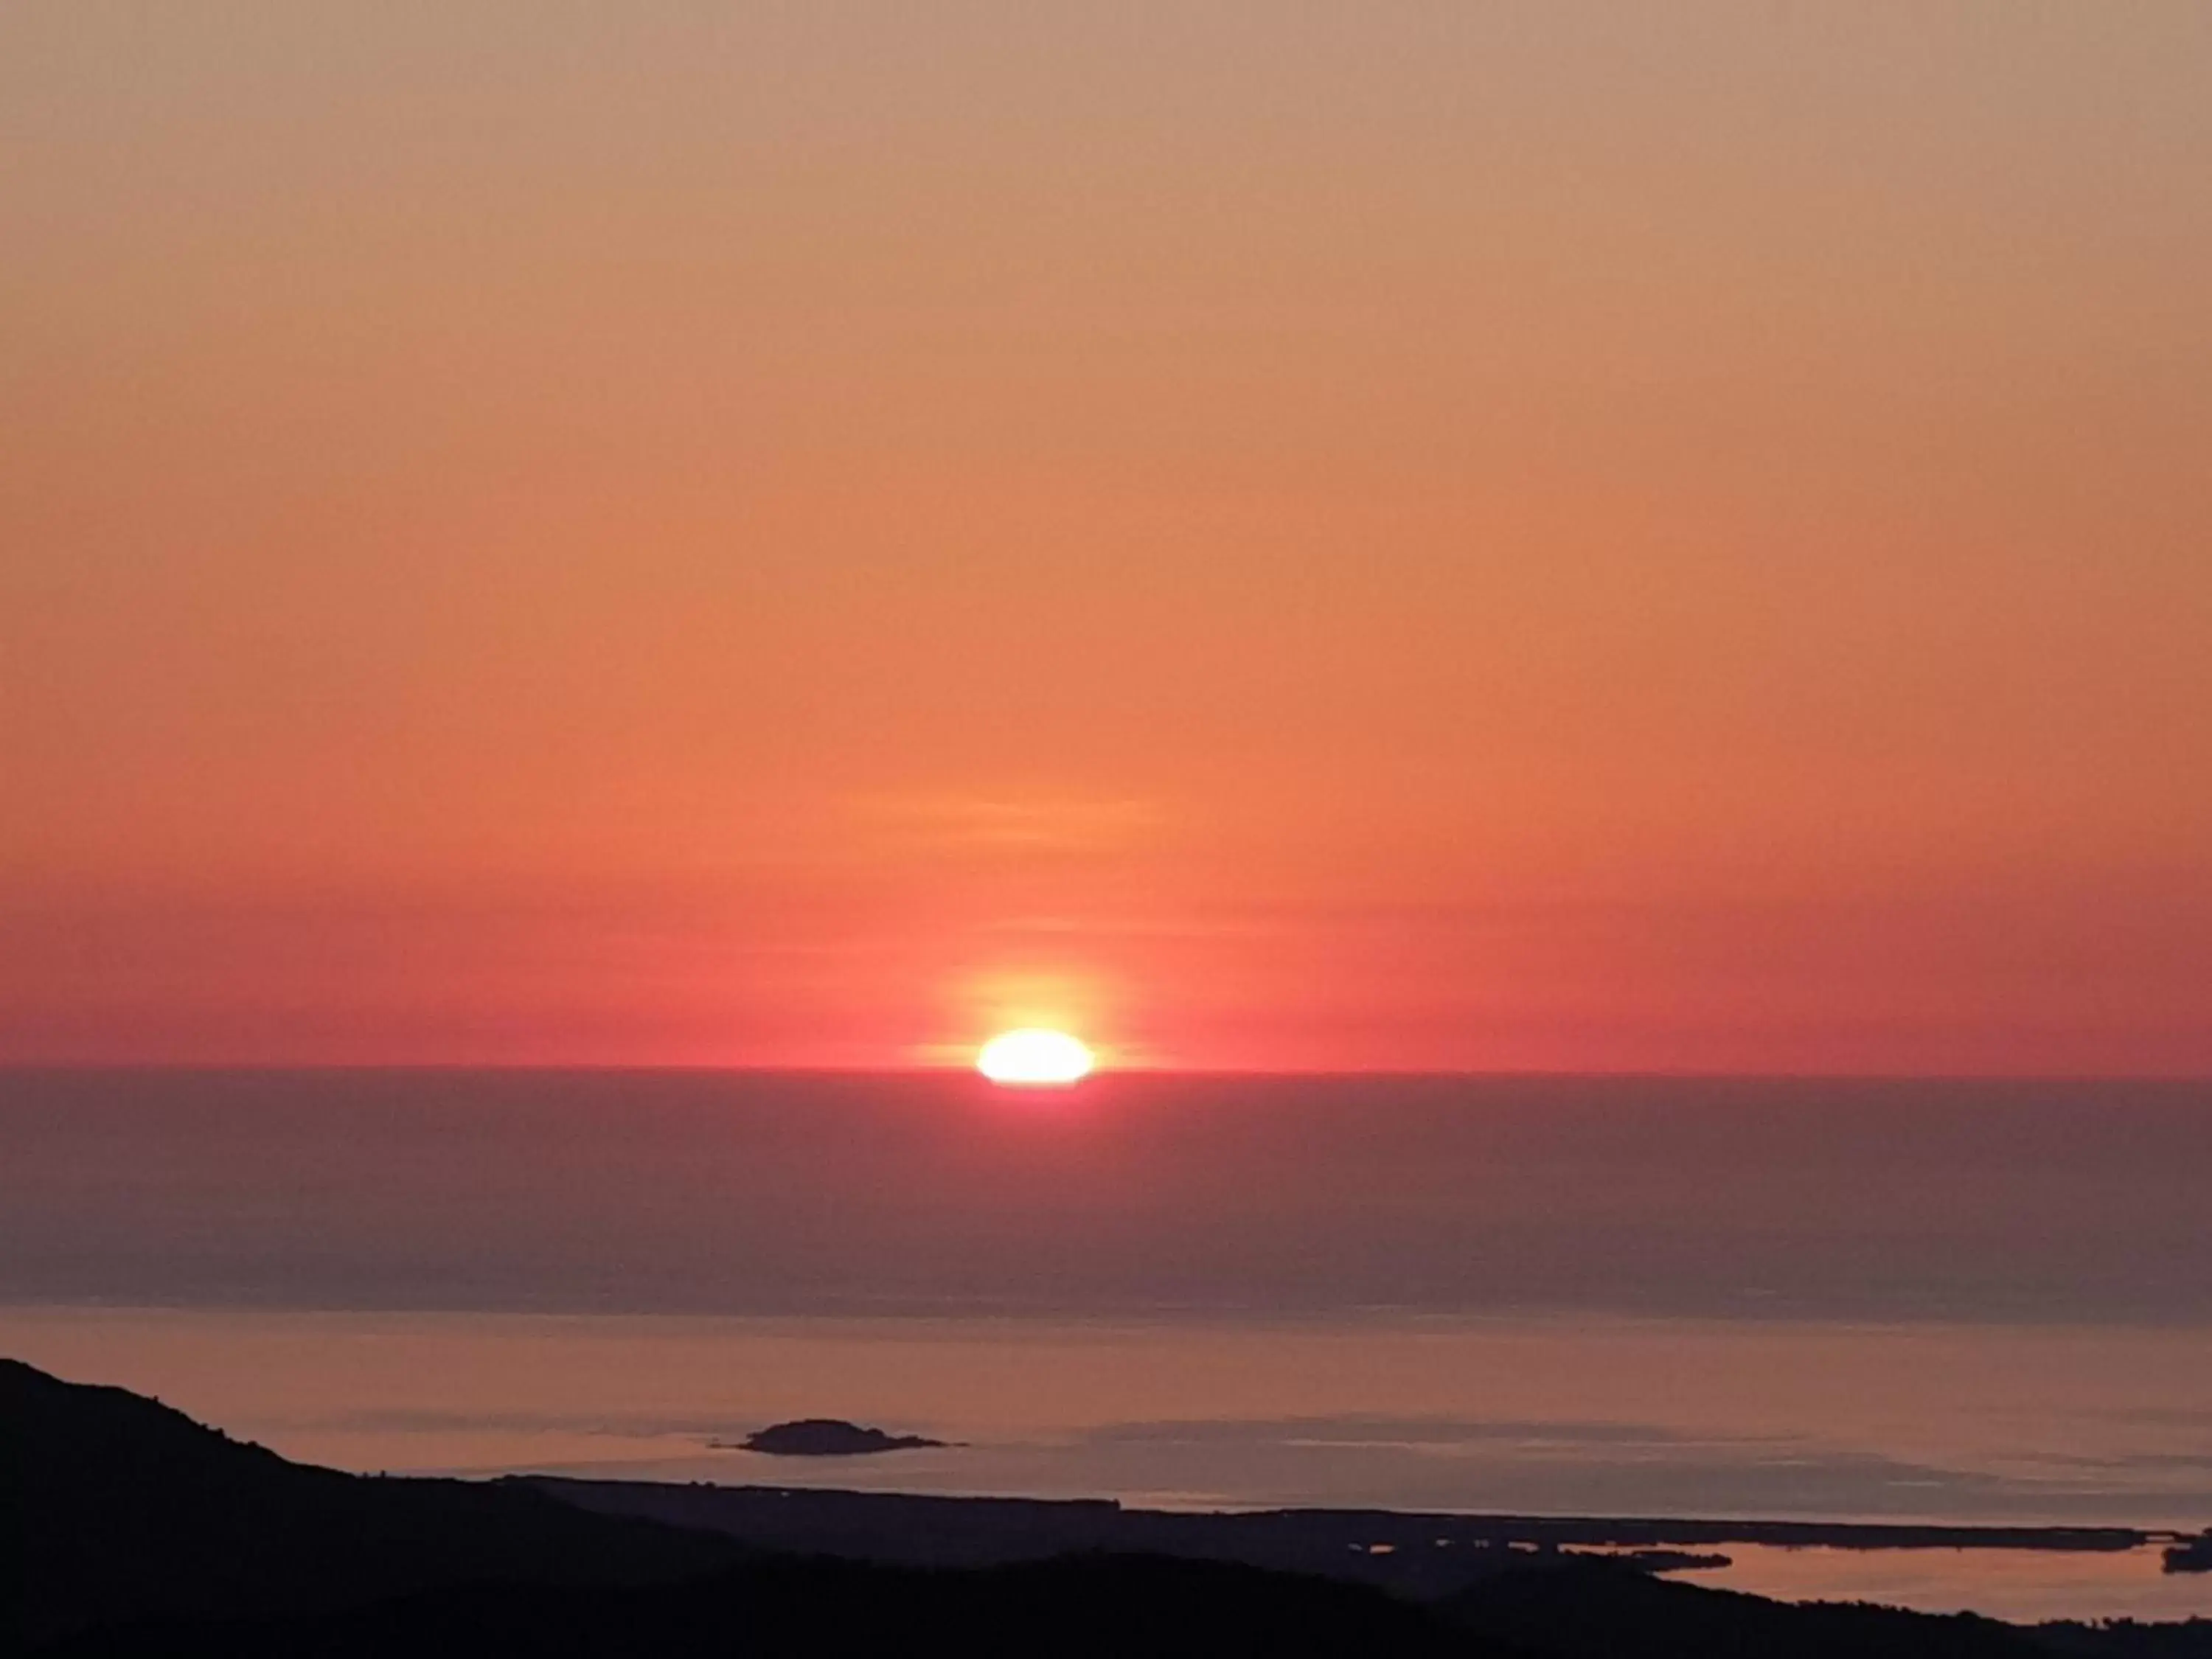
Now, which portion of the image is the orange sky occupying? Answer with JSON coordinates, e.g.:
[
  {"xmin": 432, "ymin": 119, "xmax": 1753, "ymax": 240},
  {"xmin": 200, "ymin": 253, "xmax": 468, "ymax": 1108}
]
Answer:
[{"xmin": 4, "ymin": 4, "xmax": 2208, "ymax": 1071}]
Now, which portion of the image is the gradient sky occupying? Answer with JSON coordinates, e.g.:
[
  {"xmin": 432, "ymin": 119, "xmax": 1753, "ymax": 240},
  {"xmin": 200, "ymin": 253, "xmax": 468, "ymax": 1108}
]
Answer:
[{"xmin": 4, "ymin": 3, "xmax": 2208, "ymax": 1071}]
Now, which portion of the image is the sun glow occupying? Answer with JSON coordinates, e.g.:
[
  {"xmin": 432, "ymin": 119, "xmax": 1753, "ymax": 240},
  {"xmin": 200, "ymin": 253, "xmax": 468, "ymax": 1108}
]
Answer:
[{"xmin": 976, "ymin": 1029, "xmax": 1096, "ymax": 1087}]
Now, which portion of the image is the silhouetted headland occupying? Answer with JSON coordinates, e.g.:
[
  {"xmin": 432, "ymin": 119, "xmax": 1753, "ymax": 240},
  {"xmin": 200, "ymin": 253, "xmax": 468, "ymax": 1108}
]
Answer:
[{"xmin": 521, "ymin": 1473, "xmax": 2164, "ymax": 1590}]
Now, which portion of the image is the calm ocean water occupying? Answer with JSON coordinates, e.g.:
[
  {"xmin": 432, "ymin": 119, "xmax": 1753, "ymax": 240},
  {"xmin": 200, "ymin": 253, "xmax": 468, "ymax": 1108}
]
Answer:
[{"xmin": 4, "ymin": 1068, "xmax": 2209, "ymax": 1620}]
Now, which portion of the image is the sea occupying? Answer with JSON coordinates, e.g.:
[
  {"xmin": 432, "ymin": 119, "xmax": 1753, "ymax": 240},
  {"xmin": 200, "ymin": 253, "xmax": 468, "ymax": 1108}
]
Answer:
[{"xmin": 4, "ymin": 1068, "xmax": 2208, "ymax": 1623}]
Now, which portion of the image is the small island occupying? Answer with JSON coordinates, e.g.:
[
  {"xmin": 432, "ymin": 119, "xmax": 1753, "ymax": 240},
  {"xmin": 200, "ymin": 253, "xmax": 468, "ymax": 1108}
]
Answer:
[{"xmin": 727, "ymin": 1419, "xmax": 948, "ymax": 1457}]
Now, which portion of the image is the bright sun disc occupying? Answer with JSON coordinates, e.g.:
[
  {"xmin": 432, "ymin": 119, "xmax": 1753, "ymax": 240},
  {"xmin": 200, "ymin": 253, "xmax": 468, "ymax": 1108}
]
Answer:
[{"xmin": 977, "ymin": 1029, "xmax": 1096, "ymax": 1087}]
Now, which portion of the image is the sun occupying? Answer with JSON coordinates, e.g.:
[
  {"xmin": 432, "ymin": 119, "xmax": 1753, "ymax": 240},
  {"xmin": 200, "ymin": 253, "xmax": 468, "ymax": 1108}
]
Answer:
[{"xmin": 976, "ymin": 1029, "xmax": 1096, "ymax": 1087}]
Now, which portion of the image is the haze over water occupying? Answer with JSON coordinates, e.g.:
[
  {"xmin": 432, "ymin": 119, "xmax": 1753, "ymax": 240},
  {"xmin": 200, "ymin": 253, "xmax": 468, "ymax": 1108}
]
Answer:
[
  {"xmin": 9, "ymin": 1070, "xmax": 2210, "ymax": 1324},
  {"xmin": 7, "ymin": 1068, "xmax": 2211, "ymax": 1622}
]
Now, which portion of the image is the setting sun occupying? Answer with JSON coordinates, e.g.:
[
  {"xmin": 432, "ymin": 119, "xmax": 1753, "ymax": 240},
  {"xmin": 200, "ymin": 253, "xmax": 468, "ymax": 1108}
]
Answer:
[{"xmin": 976, "ymin": 1029, "xmax": 1096, "ymax": 1087}]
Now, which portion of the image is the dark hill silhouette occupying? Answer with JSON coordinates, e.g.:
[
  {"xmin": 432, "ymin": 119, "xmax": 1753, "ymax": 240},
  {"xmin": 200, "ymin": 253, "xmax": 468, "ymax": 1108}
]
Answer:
[
  {"xmin": 1442, "ymin": 1559, "xmax": 2042, "ymax": 1658},
  {"xmin": 0, "ymin": 1357, "xmax": 737, "ymax": 1646},
  {"xmin": 41, "ymin": 1554, "xmax": 1495, "ymax": 1658},
  {"xmin": 2037, "ymin": 1624, "xmax": 2212, "ymax": 1659}
]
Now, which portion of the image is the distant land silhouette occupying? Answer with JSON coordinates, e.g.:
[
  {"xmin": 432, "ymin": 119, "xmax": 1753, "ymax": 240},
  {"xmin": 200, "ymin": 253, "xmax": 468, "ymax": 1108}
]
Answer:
[
  {"xmin": 520, "ymin": 1476, "xmax": 2180, "ymax": 1594},
  {"xmin": 2170, "ymin": 1537, "xmax": 2212, "ymax": 1574},
  {"xmin": 8, "ymin": 1357, "xmax": 2212, "ymax": 1657},
  {"xmin": 726, "ymin": 1418, "xmax": 947, "ymax": 1455}
]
